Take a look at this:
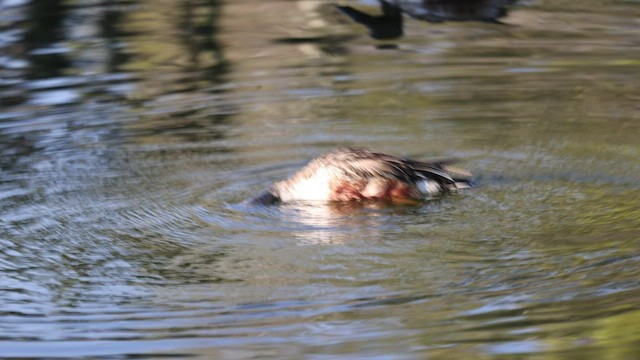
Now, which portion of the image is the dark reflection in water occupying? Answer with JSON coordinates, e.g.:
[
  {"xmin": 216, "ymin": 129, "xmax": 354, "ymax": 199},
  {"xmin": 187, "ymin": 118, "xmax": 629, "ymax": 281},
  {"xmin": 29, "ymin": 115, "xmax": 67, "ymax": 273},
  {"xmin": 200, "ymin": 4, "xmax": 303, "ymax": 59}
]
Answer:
[
  {"xmin": 338, "ymin": 0, "xmax": 515, "ymax": 39},
  {"xmin": 1, "ymin": 0, "xmax": 640, "ymax": 358},
  {"xmin": 23, "ymin": 0, "xmax": 71, "ymax": 79}
]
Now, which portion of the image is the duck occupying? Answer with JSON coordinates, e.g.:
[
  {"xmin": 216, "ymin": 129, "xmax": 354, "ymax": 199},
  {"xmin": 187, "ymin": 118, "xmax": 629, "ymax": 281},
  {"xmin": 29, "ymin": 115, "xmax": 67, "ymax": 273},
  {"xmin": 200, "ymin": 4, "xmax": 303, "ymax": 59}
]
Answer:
[
  {"xmin": 337, "ymin": 0, "xmax": 514, "ymax": 40},
  {"xmin": 252, "ymin": 147, "xmax": 472, "ymax": 204}
]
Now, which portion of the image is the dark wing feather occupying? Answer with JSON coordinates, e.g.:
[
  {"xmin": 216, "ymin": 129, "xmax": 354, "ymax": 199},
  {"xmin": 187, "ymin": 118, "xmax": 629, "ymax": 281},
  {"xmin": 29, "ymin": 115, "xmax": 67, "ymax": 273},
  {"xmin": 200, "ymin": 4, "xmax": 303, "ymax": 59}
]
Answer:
[
  {"xmin": 324, "ymin": 147, "xmax": 470, "ymax": 186},
  {"xmin": 405, "ymin": 160, "xmax": 456, "ymax": 184},
  {"xmin": 346, "ymin": 149, "xmax": 416, "ymax": 180}
]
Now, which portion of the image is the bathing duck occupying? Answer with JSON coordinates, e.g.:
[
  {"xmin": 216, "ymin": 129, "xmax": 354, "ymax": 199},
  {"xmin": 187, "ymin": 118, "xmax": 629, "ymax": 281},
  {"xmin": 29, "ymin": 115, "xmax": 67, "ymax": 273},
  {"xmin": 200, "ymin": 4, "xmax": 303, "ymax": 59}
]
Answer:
[{"xmin": 253, "ymin": 148, "xmax": 472, "ymax": 204}]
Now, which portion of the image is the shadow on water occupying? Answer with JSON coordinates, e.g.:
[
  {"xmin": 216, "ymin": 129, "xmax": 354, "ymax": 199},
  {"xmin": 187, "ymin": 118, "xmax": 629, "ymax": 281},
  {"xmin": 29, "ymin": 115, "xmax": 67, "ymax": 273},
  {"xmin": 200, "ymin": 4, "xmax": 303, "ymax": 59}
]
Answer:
[{"xmin": 337, "ymin": 0, "xmax": 516, "ymax": 39}]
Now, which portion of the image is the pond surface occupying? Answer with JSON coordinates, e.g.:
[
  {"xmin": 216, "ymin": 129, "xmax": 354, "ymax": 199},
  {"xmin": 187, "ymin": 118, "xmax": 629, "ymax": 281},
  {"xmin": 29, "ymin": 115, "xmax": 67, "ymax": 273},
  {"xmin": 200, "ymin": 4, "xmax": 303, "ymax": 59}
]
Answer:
[{"xmin": 1, "ymin": 0, "xmax": 640, "ymax": 358}]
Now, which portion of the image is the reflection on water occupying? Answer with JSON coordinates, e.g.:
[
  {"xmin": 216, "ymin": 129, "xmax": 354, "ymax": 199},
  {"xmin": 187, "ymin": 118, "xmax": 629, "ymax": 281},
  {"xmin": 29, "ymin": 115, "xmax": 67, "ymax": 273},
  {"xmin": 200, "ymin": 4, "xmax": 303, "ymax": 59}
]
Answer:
[{"xmin": 1, "ymin": 0, "xmax": 640, "ymax": 358}]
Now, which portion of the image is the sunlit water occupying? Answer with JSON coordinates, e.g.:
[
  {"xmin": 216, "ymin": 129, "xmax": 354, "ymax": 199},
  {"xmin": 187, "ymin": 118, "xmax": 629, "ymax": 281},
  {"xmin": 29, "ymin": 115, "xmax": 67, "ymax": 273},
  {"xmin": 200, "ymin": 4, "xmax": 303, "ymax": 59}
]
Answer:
[{"xmin": 1, "ymin": 0, "xmax": 639, "ymax": 358}]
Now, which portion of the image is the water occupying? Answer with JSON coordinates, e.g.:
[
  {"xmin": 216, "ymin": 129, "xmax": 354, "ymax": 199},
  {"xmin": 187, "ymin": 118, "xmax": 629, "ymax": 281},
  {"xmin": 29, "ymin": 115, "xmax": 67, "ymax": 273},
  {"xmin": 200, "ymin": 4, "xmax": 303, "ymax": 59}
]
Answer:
[{"xmin": 1, "ymin": 0, "xmax": 639, "ymax": 358}]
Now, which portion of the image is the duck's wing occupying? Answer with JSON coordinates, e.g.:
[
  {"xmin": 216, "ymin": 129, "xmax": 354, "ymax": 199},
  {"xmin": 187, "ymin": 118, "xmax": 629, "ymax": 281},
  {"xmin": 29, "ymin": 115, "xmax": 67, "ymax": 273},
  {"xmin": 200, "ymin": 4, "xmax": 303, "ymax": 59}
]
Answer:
[
  {"xmin": 329, "ymin": 148, "xmax": 414, "ymax": 180},
  {"xmin": 405, "ymin": 160, "xmax": 457, "ymax": 184},
  {"xmin": 410, "ymin": 158, "xmax": 473, "ymax": 180},
  {"xmin": 407, "ymin": 159, "xmax": 474, "ymax": 190},
  {"xmin": 331, "ymin": 148, "xmax": 458, "ymax": 185}
]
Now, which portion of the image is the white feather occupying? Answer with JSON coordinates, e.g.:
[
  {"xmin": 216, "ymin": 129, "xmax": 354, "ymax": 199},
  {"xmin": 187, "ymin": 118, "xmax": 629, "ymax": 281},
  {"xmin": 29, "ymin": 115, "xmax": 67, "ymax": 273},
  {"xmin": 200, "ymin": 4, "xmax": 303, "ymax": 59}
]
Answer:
[{"xmin": 417, "ymin": 179, "xmax": 441, "ymax": 197}]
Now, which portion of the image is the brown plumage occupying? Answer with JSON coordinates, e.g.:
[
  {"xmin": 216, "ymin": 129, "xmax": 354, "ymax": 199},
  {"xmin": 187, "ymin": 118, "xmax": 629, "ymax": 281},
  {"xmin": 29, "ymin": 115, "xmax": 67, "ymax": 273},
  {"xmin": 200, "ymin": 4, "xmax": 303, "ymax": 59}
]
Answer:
[{"xmin": 253, "ymin": 148, "xmax": 472, "ymax": 204}]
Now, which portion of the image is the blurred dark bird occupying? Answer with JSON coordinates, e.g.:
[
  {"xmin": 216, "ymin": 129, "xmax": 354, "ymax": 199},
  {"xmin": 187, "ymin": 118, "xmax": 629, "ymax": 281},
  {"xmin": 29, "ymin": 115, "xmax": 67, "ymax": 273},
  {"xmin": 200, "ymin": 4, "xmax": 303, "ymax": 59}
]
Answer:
[{"xmin": 337, "ymin": 0, "xmax": 515, "ymax": 39}]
